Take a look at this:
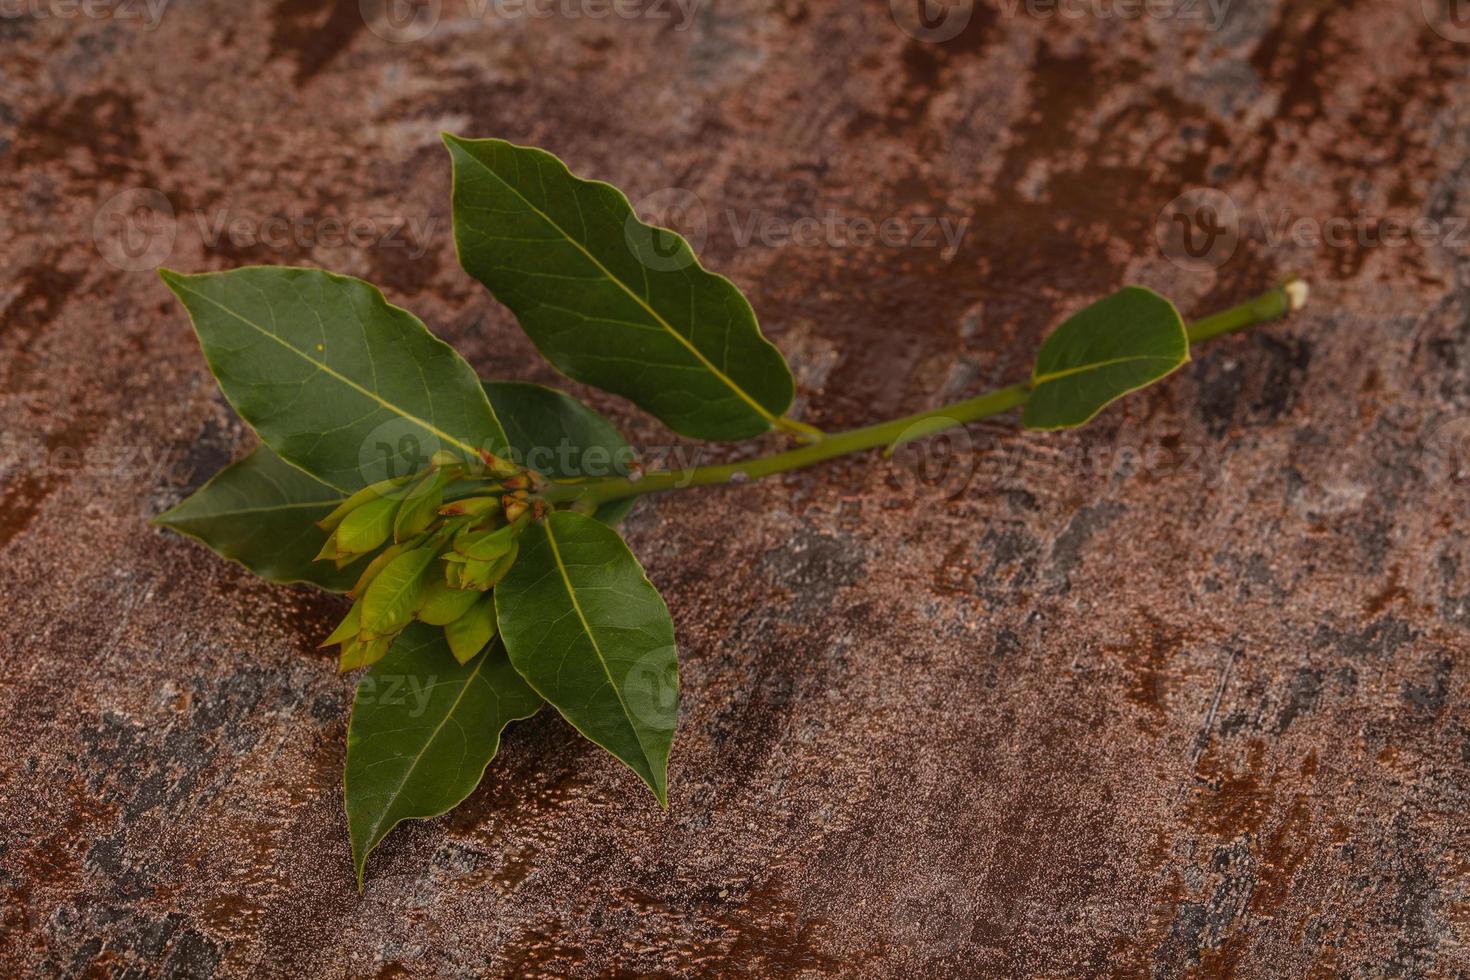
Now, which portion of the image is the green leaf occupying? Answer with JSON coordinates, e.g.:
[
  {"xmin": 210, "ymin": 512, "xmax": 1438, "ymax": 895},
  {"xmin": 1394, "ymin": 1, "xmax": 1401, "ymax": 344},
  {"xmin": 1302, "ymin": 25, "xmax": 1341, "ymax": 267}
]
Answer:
[
  {"xmin": 392, "ymin": 470, "xmax": 447, "ymax": 543},
  {"xmin": 335, "ymin": 496, "xmax": 398, "ymax": 555},
  {"xmin": 339, "ymin": 633, "xmax": 392, "ymax": 672},
  {"xmin": 360, "ymin": 545, "xmax": 439, "ymax": 637},
  {"xmin": 447, "ymin": 135, "xmax": 794, "ymax": 442},
  {"xmin": 415, "ymin": 577, "xmax": 481, "ymax": 626},
  {"xmin": 483, "ymin": 380, "xmax": 635, "ymax": 524},
  {"xmin": 1022, "ymin": 286, "xmax": 1189, "ymax": 431},
  {"xmin": 345, "ymin": 624, "xmax": 542, "ymax": 886},
  {"xmin": 452, "ymin": 521, "xmax": 519, "ymax": 561},
  {"xmin": 155, "ymin": 444, "xmax": 356, "ymax": 591},
  {"xmin": 160, "ymin": 266, "xmax": 508, "ymax": 491},
  {"xmin": 444, "ymin": 594, "xmax": 498, "ymax": 664},
  {"xmin": 495, "ymin": 510, "xmax": 678, "ymax": 804}
]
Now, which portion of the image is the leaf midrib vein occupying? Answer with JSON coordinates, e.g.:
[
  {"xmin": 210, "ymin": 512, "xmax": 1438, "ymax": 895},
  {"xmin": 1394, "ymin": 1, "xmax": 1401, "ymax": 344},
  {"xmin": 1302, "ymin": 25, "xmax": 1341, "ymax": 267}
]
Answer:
[
  {"xmin": 542, "ymin": 519, "xmax": 656, "ymax": 778},
  {"xmin": 358, "ymin": 652, "xmax": 487, "ymax": 856},
  {"xmin": 459, "ymin": 150, "xmax": 778, "ymax": 427},
  {"xmin": 1033, "ymin": 353, "xmax": 1182, "ymax": 385},
  {"xmin": 169, "ymin": 277, "xmax": 484, "ymax": 460}
]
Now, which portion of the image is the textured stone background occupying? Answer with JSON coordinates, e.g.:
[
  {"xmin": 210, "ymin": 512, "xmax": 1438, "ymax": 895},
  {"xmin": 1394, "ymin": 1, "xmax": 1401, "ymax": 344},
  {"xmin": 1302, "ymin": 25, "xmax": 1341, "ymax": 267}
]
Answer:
[{"xmin": 4, "ymin": 0, "xmax": 1470, "ymax": 975}]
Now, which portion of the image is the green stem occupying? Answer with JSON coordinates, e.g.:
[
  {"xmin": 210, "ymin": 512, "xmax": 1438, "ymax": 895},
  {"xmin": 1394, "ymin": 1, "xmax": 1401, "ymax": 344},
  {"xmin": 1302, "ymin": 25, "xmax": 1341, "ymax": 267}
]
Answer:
[
  {"xmin": 544, "ymin": 282, "xmax": 1306, "ymax": 510},
  {"xmin": 1186, "ymin": 277, "xmax": 1306, "ymax": 344}
]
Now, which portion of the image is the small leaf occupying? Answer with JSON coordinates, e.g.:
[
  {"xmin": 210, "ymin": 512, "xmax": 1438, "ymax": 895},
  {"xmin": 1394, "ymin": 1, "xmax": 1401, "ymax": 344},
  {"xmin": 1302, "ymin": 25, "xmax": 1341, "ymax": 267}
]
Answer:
[
  {"xmin": 336, "ymin": 496, "xmax": 398, "ymax": 555},
  {"xmin": 351, "ymin": 542, "xmax": 407, "ymax": 597},
  {"xmin": 447, "ymin": 136, "xmax": 795, "ymax": 442},
  {"xmin": 483, "ymin": 381, "xmax": 635, "ymax": 524},
  {"xmin": 361, "ymin": 546, "xmax": 438, "ymax": 637},
  {"xmin": 320, "ymin": 600, "xmax": 363, "ymax": 647},
  {"xmin": 154, "ymin": 444, "xmax": 355, "ymax": 591},
  {"xmin": 444, "ymin": 594, "xmax": 498, "ymax": 664},
  {"xmin": 453, "ymin": 521, "xmax": 518, "ymax": 561},
  {"xmin": 442, "ymin": 540, "xmax": 519, "ymax": 591},
  {"xmin": 345, "ymin": 625, "xmax": 542, "ymax": 886},
  {"xmin": 392, "ymin": 471, "xmax": 447, "ymax": 543},
  {"xmin": 160, "ymin": 266, "xmax": 508, "ymax": 491},
  {"xmin": 339, "ymin": 633, "xmax": 393, "ymax": 672},
  {"xmin": 416, "ymin": 577, "xmax": 481, "ymax": 626},
  {"xmin": 439, "ymin": 495, "xmax": 499, "ymax": 518},
  {"xmin": 318, "ymin": 476, "xmax": 411, "ymax": 532},
  {"xmin": 1022, "ymin": 286, "xmax": 1189, "ymax": 431},
  {"xmin": 495, "ymin": 511, "xmax": 678, "ymax": 804}
]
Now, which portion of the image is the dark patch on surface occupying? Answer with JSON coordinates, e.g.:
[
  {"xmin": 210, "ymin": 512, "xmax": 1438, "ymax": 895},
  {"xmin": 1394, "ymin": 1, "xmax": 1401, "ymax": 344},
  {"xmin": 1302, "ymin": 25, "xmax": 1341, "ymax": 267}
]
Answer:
[
  {"xmin": 1, "ymin": 263, "xmax": 85, "ymax": 392},
  {"xmin": 1274, "ymin": 667, "xmax": 1323, "ymax": 735},
  {"xmin": 0, "ymin": 472, "xmax": 51, "ymax": 552},
  {"xmin": 268, "ymin": 0, "xmax": 367, "ymax": 84},
  {"xmin": 1401, "ymin": 652, "xmax": 1452, "ymax": 719},
  {"xmin": 1048, "ymin": 500, "xmax": 1124, "ymax": 589},
  {"xmin": 757, "ymin": 526, "xmax": 866, "ymax": 614},
  {"xmin": 13, "ymin": 91, "xmax": 144, "ymax": 179}
]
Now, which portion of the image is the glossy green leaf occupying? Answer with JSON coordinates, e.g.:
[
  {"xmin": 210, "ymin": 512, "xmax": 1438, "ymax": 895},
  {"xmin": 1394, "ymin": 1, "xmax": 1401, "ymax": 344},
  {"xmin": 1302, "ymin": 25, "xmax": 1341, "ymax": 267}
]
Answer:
[
  {"xmin": 453, "ymin": 521, "xmax": 519, "ymax": 561},
  {"xmin": 392, "ymin": 470, "xmax": 447, "ymax": 542},
  {"xmin": 495, "ymin": 510, "xmax": 678, "ymax": 804},
  {"xmin": 336, "ymin": 496, "xmax": 398, "ymax": 555},
  {"xmin": 350, "ymin": 542, "xmax": 406, "ymax": 598},
  {"xmin": 345, "ymin": 625, "xmax": 542, "ymax": 886},
  {"xmin": 416, "ymin": 578, "xmax": 481, "ymax": 626},
  {"xmin": 339, "ymin": 633, "xmax": 392, "ymax": 672},
  {"xmin": 483, "ymin": 380, "xmax": 635, "ymax": 524},
  {"xmin": 447, "ymin": 135, "xmax": 794, "ymax": 442},
  {"xmin": 318, "ymin": 476, "xmax": 410, "ymax": 532},
  {"xmin": 360, "ymin": 546, "xmax": 438, "ymax": 637},
  {"xmin": 1022, "ymin": 286, "xmax": 1189, "ymax": 431},
  {"xmin": 155, "ymin": 444, "xmax": 355, "ymax": 591},
  {"xmin": 321, "ymin": 600, "xmax": 363, "ymax": 647},
  {"xmin": 444, "ymin": 594, "xmax": 498, "ymax": 664},
  {"xmin": 160, "ymin": 266, "xmax": 508, "ymax": 491}
]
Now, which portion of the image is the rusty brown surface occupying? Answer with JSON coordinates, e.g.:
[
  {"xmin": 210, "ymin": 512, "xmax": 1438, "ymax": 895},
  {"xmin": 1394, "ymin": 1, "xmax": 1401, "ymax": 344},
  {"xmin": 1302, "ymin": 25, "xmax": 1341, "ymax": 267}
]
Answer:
[{"xmin": 3, "ymin": 0, "xmax": 1470, "ymax": 976}]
